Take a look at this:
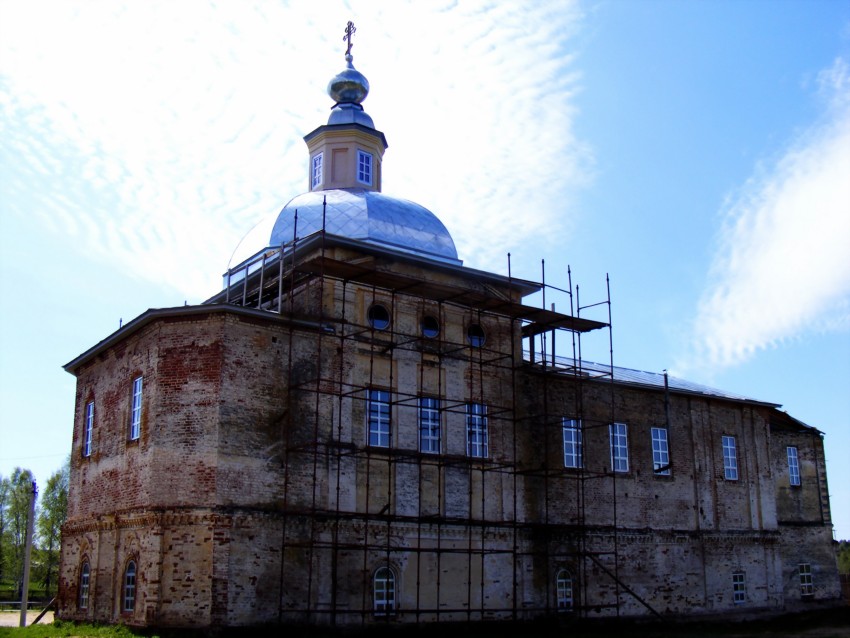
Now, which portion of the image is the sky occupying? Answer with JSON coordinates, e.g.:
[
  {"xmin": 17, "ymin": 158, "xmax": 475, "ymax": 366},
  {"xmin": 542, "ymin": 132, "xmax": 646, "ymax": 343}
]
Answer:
[{"xmin": 0, "ymin": 0, "xmax": 848, "ymax": 539}]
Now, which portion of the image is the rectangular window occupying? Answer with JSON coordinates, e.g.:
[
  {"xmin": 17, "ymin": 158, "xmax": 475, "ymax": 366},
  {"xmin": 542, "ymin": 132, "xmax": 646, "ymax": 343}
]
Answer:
[
  {"xmin": 787, "ymin": 446, "xmax": 801, "ymax": 486},
  {"xmin": 83, "ymin": 401, "xmax": 94, "ymax": 457},
  {"xmin": 651, "ymin": 427, "xmax": 671, "ymax": 476},
  {"xmin": 732, "ymin": 571, "xmax": 746, "ymax": 604},
  {"xmin": 357, "ymin": 150, "xmax": 372, "ymax": 185},
  {"xmin": 466, "ymin": 403, "xmax": 488, "ymax": 458},
  {"xmin": 609, "ymin": 422, "xmax": 629, "ymax": 473},
  {"xmin": 129, "ymin": 377, "xmax": 143, "ymax": 441},
  {"xmin": 722, "ymin": 435, "xmax": 738, "ymax": 480},
  {"xmin": 419, "ymin": 397, "xmax": 441, "ymax": 453},
  {"xmin": 368, "ymin": 389, "xmax": 391, "ymax": 447},
  {"xmin": 311, "ymin": 152, "xmax": 323, "ymax": 189},
  {"xmin": 562, "ymin": 418, "xmax": 582, "ymax": 468},
  {"xmin": 799, "ymin": 563, "xmax": 814, "ymax": 597}
]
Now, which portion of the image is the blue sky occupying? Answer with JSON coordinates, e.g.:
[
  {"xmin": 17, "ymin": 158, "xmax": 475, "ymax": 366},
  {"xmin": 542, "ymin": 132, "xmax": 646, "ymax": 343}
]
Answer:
[{"xmin": 1, "ymin": 0, "xmax": 848, "ymax": 539}]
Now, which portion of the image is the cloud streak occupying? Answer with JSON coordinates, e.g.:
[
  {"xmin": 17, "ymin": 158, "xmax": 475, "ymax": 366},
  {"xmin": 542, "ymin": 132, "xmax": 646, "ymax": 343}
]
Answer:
[
  {"xmin": 685, "ymin": 57, "xmax": 850, "ymax": 372},
  {"xmin": 0, "ymin": 0, "xmax": 588, "ymax": 299}
]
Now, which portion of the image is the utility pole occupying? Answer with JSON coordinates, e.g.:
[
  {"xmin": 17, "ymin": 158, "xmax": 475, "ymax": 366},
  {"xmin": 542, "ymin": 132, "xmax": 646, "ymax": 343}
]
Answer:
[{"xmin": 19, "ymin": 480, "xmax": 37, "ymax": 628}]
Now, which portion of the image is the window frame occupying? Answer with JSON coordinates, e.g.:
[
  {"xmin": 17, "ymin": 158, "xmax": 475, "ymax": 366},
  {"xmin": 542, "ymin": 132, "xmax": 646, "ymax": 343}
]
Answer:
[
  {"xmin": 79, "ymin": 561, "xmax": 90, "ymax": 610},
  {"xmin": 368, "ymin": 389, "xmax": 391, "ymax": 448},
  {"xmin": 122, "ymin": 560, "xmax": 137, "ymax": 613},
  {"xmin": 609, "ymin": 422, "xmax": 629, "ymax": 473},
  {"xmin": 732, "ymin": 571, "xmax": 746, "ymax": 604},
  {"xmin": 357, "ymin": 149, "xmax": 373, "ymax": 185},
  {"xmin": 562, "ymin": 418, "xmax": 583, "ymax": 469},
  {"xmin": 466, "ymin": 402, "xmax": 489, "ymax": 458},
  {"xmin": 787, "ymin": 446, "xmax": 801, "ymax": 486},
  {"xmin": 722, "ymin": 435, "xmax": 738, "ymax": 481},
  {"xmin": 367, "ymin": 304, "xmax": 391, "ymax": 330},
  {"xmin": 311, "ymin": 152, "xmax": 323, "ymax": 190},
  {"xmin": 373, "ymin": 565, "xmax": 396, "ymax": 616},
  {"xmin": 556, "ymin": 568, "xmax": 574, "ymax": 611},
  {"xmin": 651, "ymin": 426, "xmax": 671, "ymax": 476},
  {"xmin": 467, "ymin": 324, "xmax": 486, "ymax": 348},
  {"xmin": 421, "ymin": 315, "xmax": 440, "ymax": 339},
  {"xmin": 129, "ymin": 377, "xmax": 143, "ymax": 441},
  {"xmin": 419, "ymin": 397, "xmax": 441, "ymax": 454},
  {"xmin": 83, "ymin": 401, "xmax": 94, "ymax": 457},
  {"xmin": 799, "ymin": 563, "xmax": 814, "ymax": 598}
]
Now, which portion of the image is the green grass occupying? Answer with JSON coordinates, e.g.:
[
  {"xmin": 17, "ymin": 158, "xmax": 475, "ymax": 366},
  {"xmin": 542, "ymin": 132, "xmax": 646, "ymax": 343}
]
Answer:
[{"xmin": 0, "ymin": 620, "xmax": 144, "ymax": 638}]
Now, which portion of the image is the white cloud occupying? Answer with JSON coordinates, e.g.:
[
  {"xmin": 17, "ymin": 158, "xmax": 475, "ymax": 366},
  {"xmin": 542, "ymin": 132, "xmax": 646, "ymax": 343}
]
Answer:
[
  {"xmin": 685, "ymin": 57, "xmax": 850, "ymax": 371},
  {"xmin": 0, "ymin": 0, "xmax": 588, "ymax": 299}
]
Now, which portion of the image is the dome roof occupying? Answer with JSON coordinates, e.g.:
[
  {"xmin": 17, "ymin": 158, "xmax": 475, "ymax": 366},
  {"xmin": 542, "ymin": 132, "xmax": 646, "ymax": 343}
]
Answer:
[{"xmin": 269, "ymin": 189, "xmax": 460, "ymax": 264}]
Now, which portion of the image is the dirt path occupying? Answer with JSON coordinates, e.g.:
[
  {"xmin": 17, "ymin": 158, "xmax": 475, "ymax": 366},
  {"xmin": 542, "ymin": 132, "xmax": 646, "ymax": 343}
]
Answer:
[{"xmin": 0, "ymin": 610, "xmax": 54, "ymax": 627}]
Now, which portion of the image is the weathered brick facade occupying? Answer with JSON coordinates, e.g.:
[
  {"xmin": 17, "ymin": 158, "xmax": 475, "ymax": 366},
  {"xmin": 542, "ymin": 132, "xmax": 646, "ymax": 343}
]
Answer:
[{"xmin": 57, "ymin": 243, "xmax": 841, "ymax": 629}]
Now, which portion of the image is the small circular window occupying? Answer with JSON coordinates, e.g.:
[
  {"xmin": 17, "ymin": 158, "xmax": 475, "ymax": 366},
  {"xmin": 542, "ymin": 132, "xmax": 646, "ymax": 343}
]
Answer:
[
  {"xmin": 421, "ymin": 315, "xmax": 440, "ymax": 338},
  {"xmin": 368, "ymin": 304, "xmax": 391, "ymax": 330},
  {"xmin": 467, "ymin": 324, "xmax": 485, "ymax": 347}
]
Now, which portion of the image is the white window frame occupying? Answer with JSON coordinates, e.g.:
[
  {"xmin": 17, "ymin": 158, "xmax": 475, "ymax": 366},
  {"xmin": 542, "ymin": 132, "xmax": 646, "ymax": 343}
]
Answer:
[
  {"xmin": 311, "ymin": 152, "xmax": 323, "ymax": 190},
  {"xmin": 609, "ymin": 422, "xmax": 629, "ymax": 473},
  {"xmin": 129, "ymin": 377, "xmax": 143, "ymax": 441},
  {"xmin": 419, "ymin": 397, "xmax": 441, "ymax": 453},
  {"xmin": 373, "ymin": 566, "xmax": 396, "ymax": 615},
  {"xmin": 83, "ymin": 401, "xmax": 94, "ymax": 457},
  {"xmin": 562, "ymin": 418, "xmax": 582, "ymax": 468},
  {"xmin": 368, "ymin": 389, "xmax": 391, "ymax": 447},
  {"xmin": 556, "ymin": 568, "xmax": 574, "ymax": 610},
  {"xmin": 732, "ymin": 571, "xmax": 746, "ymax": 604},
  {"xmin": 123, "ymin": 560, "xmax": 137, "ymax": 612},
  {"xmin": 466, "ymin": 403, "xmax": 488, "ymax": 458},
  {"xmin": 651, "ymin": 427, "xmax": 671, "ymax": 476},
  {"xmin": 722, "ymin": 435, "xmax": 738, "ymax": 480},
  {"xmin": 799, "ymin": 563, "xmax": 814, "ymax": 597},
  {"xmin": 79, "ymin": 561, "xmax": 90, "ymax": 610},
  {"xmin": 357, "ymin": 149, "xmax": 372, "ymax": 185},
  {"xmin": 787, "ymin": 446, "xmax": 801, "ymax": 486}
]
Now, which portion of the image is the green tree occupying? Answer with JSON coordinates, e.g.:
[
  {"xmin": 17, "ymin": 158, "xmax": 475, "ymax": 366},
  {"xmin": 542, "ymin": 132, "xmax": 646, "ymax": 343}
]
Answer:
[
  {"xmin": 0, "ymin": 473, "xmax": 10, "ymax": 585},
  {"xmin": 36, "ymin": 459, "xmax": 69, "ymax": 596},
  {"xmin": 4, "ymin": 467, "xmax": 36, "ymax": 597},
  {"xmin": 837, "ymin": 540, "xmax": 850, "ymax": 575}
]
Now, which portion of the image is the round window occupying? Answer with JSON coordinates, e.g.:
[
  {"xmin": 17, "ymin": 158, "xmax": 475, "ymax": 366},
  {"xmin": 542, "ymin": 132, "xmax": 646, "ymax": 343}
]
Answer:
[
  {"xmin": 467, "ymin": 324, "xmax": 485, "ymax": 347},
  {"xmin": 421, "ymin": 315, "xmax": 440, "ymax": 338},
  {"xmin": 368, "ymin": 304, "xmax": 391, "ymax": 330}
]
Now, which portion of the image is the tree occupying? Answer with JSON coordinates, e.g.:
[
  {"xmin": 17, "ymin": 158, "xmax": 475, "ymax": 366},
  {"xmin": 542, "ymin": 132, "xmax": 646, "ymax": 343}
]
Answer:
[
  {"xmin": 837, "ymin": 540, "xmax": 850, "ymax": 575},
  {"xmin": 0, "ymin": 474, "xmax": 10, "ymax": 585},
  {"xmin": 3, "ymin": 468, "xmax": 36, "ymax": 597},
  {"xmin": 36, "ymin": 459, "xmax": 69, "ymax": 596}
]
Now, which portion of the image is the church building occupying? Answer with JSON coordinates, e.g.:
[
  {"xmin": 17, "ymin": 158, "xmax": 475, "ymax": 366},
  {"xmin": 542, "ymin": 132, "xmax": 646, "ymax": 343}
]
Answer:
[{"xmin": 57, "ymin": 30, "xmax": 841, "ymax": 630}]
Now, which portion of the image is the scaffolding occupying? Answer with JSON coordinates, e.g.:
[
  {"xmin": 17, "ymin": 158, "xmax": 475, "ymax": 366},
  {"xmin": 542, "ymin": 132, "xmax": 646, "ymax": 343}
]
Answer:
[{"xmin": 208, "ymin": 211, "xmax": 640, "ymax": 628}]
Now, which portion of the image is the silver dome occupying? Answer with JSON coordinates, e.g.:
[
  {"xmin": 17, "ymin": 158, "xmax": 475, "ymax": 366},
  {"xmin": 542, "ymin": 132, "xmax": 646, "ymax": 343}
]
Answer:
[{"xmin": 269, "ymin": 189, "xmax": 460, "ymax": 265}]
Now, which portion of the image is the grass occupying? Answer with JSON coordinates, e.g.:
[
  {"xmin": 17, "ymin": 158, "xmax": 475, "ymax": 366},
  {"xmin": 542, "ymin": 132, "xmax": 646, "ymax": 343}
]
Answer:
[{"xmin": 0, "ymin": 607, "xmax": 847, "ymax": 638}]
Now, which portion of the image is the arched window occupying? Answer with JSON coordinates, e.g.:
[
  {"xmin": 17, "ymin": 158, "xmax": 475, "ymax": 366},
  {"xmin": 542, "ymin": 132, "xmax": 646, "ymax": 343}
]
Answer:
[
  {"xmin": 373, "ymin": 566, "xmax": 396, "ymax": 615},
  {"xmin": 122, "ymin": 560, "xmax": 137, "ymax": 612},
  {"xmin": 421, "ymin": 315, "xmax": 440, "ymax": 338},
  {"xmin": 556, "ymin": 568, "xmax": 574, "ymax": 611},
  {"xmin": 78, "ymin": 561, "xmax": 90, "ymax": 610}
]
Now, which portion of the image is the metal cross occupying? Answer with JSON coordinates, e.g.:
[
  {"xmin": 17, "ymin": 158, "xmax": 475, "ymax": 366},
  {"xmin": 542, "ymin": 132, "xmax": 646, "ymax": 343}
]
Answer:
[{"xmin": 343, "ymin": 21, "xmax": 356, "ymax": 55}]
